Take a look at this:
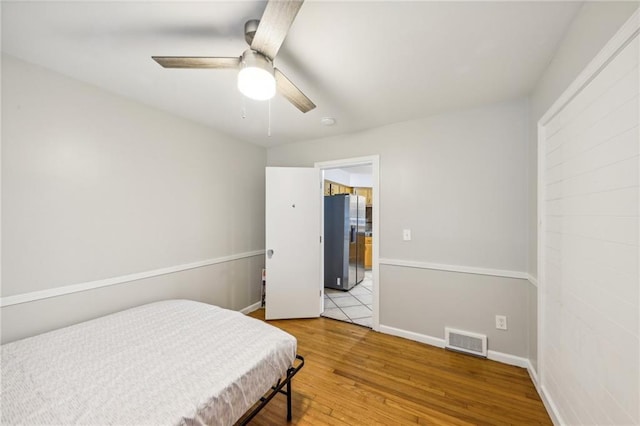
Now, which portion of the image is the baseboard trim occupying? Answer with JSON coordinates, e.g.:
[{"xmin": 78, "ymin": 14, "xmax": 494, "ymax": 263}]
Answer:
[
  {"xmin": 539, "ymin": 384, "xmax": 565, "ymax": 426},
  {"xmin": 526, "ymin": 359, "xmax": 540, "ymax": 388},
  {"xmin": 0, "ymin": 250, "xmax": 265, "ymax": 308},
  {"xmin": 379, "ymin": 258, "xmax": 528, "ymax": 280},
  {"xmin": 487, "ymin": 349, "xmax": 529, "ymax": 368},
  {"xmin": 379, "ymin": 324, "xmax": 529, "ymax": 368},
  {"xmin": 239, "ymin": 301, "xmax": 262, "ymax": 315},
  {"xmin": 526, "ymin": 360, "xmax": 566, "ymax": 426},
  {"xmin": 378, "ymin": 324, "xmax": 446, "ymax": 348}
]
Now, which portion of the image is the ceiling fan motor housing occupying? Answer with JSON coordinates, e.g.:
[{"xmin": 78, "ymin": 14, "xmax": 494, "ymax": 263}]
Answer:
[
  {"xmin": 240, "ymin": 49, "xmax": 274, "ymax": 74},
  {"xmin": 244, "ymin": 19, "xmax": 260, "ymax": 46}
]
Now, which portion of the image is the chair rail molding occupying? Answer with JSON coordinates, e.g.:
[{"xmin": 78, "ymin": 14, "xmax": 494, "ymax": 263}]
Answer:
[
  {"xmin": 379, "ymin": 258, "xmax": 528, "ymax": 280},
  {"xmin": 0, "ymin": 250, "xmax": 265, "ymax": 308}
]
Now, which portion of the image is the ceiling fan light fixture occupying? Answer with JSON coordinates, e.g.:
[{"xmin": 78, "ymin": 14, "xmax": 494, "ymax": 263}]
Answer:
[{"xmin": 238, "ymin": 50, "xmax": 276, "ymax": 101}]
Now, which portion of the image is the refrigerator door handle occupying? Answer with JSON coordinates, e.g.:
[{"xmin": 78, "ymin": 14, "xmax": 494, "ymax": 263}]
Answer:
[{"xmin": 350, "ymin": 225, "xmax": 356, "ymax": 243}]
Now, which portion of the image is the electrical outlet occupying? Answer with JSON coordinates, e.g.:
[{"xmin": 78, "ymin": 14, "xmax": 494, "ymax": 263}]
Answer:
[
  {"xmin": 495, "ymin": 315, "xmax": 507, "ymax": 330},
  {"xmin": 403, "ymin": 229, "xmax": 411, "ymax": 241}
]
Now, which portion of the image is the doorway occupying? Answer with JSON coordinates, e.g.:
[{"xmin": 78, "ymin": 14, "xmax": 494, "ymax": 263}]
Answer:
[{"xmin": 315, "ymin": 156, "xmax": 379, "ymax": 330}]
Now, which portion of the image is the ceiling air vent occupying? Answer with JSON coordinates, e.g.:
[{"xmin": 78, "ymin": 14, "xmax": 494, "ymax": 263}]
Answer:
[{"xmin": 445, "ymin": 327, "xmax": 487, "ymax": 357}]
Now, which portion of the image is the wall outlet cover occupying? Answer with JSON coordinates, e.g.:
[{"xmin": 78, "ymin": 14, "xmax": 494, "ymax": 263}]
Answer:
[{"xmin": 495, "ymin": 315, "xmax": 507, "ymax": 330}]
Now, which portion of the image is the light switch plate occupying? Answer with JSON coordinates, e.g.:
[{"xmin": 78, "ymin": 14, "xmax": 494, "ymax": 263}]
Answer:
[{"xmin": 403, "ymin": 229, "xmax": 411, "ymax": 241}]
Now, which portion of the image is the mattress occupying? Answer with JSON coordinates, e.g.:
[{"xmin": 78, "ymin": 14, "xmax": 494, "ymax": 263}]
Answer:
[{"xmin": 1, "ymin": 299, "xmax": 297, "ymax": 426}]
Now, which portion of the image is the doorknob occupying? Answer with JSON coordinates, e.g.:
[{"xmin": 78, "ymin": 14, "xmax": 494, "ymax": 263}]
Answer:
[{"xmin": 267, "ymin": 249, "xmax": 274, "ymax": 259}]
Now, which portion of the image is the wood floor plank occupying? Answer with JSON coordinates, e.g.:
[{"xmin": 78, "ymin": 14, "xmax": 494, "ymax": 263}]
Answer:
[{"xmin": 244, "ymin": 311, "xmax": 551, "ymax": 425}]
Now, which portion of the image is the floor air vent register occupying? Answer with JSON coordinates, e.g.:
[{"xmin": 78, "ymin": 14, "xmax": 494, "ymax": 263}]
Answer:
[{"xmin": 445, "ymin": 327, "xmax": 488, "ymax": 357}]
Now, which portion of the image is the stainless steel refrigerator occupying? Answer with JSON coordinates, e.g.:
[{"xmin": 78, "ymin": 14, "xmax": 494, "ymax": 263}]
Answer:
[{"xmin": 324, "ymin": 194, "xmax": 366, "ymax": 290}]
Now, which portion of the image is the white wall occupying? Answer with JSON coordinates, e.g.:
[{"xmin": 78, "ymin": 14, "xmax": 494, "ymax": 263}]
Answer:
[
  {"xmin": 1, "ymin": 55, "xmax": 267, "ymax": 342},
  {"xmin": 527, "ymin": 0, "xmax": 640, "ymax": 372},
  {"xmin": 539, "ymin": 30, "xmax": 638, "ymax": 425},
  {"xmin": 528, "ymin": 0, "xmax": 640, "ymax": 277},
  {"xmin": 323, "ymin": 169, "xmax": 351, "ymax": 186},
  {"xmin": 349, "ymin": 173, "xmax": 372, "ymax": 188},
  {"xmin": 324, "ymin": 168, "xmax": 373, "ymax": 188},
  {"xmin": 269, "ymin": 99, "xmax": 531, "ymax": 357}
]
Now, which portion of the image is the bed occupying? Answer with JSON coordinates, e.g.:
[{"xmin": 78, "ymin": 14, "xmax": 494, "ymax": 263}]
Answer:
[{"xmin": 1, "ymin": 299, "xmax": 304, "ymax": 425}]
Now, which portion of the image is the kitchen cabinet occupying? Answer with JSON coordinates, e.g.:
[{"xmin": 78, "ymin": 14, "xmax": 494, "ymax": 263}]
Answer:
[
  {"xmin": 355, "ymin": 187, "xmax": 373, "ymax": 206},
  {"xmin": 364, "ymin": 236, "xmax": 372, "ymax": 269},
  {"xmin": 324, "ymin": 181, "xmax": 332, "ymax": 196},
  {"xmin": 324, "ymin": 180, "xmax": 353, "ymax": 196}
]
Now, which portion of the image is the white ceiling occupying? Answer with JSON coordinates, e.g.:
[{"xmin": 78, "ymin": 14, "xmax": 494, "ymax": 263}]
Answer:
[{"xmin": 1, "ymin": 1, "xmax": 582, "ymax": 147}]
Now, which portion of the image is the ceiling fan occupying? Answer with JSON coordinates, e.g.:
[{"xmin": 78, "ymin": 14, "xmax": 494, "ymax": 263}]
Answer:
[{"xmin": 152, "ymin": 0, "xmax": 315, "ymax": 113}]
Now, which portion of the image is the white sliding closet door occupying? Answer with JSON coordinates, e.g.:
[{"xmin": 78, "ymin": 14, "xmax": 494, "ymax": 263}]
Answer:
[{"xmin": 538, "ymin": 19, "xmax": 639, "ymax": 426}]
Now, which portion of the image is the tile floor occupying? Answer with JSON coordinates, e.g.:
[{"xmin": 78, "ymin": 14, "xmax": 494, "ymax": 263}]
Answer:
[{"xmin": 322, "ymin": 270, "xmax": 372, "ymax": 327}]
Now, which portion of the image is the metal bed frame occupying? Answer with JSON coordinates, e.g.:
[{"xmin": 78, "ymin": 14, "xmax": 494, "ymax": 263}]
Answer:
[{"xmin": 237, "ymin": 354, "xmax": 305, "ymax": 425}]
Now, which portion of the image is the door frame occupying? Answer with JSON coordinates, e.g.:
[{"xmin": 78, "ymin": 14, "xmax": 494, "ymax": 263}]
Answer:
[{"xmin": 315, "ymin": 155, "xmax": 380, "ymax": 331}]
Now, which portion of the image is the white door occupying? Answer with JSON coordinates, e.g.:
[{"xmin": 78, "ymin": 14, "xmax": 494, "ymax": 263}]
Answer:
[{"xmin": 265, "ymin": 167, "xmax": 321, "ymax": 320}]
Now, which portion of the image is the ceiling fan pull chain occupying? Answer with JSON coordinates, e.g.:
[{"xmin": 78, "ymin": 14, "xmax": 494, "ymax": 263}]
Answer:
[
  {"xmin": 241, "ymin": 94, "xmax": 247, "ymax": 119},
  {"xmin": 268, "ymin": 98, "xmax": 272, "ymax": 137}
]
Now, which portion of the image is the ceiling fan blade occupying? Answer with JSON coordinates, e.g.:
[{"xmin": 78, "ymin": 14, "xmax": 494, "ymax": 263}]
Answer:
[
  {"xmin": 251, "ymin": 0, "xmax": 304, "ymax": 60},
  {"xmin": 275, "ymin": 68, "xmax": 315, "ymax": 113},
  {"xmin": 152, "ymin": 56, "xmax": 240, "ymax": 69}
]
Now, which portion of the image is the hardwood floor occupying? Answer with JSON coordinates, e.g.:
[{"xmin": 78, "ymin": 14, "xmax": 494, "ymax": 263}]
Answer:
[{"xmin": 245, "ymin": 309, "xmax": 551, "ymax": 425}]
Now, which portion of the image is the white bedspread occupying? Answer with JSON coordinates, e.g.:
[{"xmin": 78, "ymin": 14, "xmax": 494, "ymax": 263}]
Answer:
[{"xmin": 1, "ymin": 300, "xmax": 297, "ymax": 426}]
